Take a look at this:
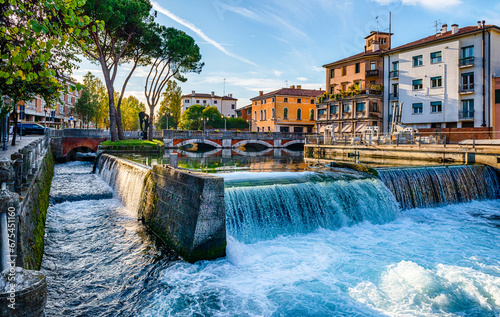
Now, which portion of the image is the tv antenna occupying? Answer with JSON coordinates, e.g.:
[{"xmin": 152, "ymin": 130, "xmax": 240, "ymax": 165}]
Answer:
[
  {"xmin": 223, "ymin": 78, "xmax": 226, "ymax": 96},
  {"xmin": 432, "ymin": 20, "xmax": 442, "ymax": 34}
]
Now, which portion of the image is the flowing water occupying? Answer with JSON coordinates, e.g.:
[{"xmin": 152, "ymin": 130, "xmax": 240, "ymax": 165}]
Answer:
[{"xmin": 42, "ymin": 160, "xmax": 500, "ymax": 316}]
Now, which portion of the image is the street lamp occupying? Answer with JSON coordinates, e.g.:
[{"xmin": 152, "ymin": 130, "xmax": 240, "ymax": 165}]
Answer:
[
  {"xmin": 44, "ymin": 107, "xmax": 48, "ymax": 128},
  {"xmin": 221, "ymin": 114, "xmax": 229, "ymax": 131},
  {"xmin": 203, "ymin": 117, "xmax": 209, "ymax": 130}
]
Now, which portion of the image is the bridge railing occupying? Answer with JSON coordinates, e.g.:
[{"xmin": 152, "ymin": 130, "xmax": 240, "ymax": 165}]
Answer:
[{"xmin": 162, "ymin": 130, "xmax": 305, "ymax": 140}]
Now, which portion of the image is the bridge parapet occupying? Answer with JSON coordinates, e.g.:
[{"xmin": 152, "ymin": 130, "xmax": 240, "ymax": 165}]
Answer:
[
  {"xmin": 163, "ymin": 130, "xmax": 304, "ymax": 141},
  {"xmin": 49, "ymin": 128, "xmax": 110, "ymax": 138}
]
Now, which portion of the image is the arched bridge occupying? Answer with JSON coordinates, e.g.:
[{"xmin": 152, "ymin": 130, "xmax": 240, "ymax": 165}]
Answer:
[
  {"xmin": 50, "ymin": 129, "xmax": 109, "ymax": 160},
  {"xmin": 163, "ymin": 130, "xmax": 305, "ymax": 149}
]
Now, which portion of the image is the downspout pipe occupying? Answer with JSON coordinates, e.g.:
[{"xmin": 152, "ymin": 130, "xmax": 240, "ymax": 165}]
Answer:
[{"xmin": 482, "ymin": 21, "xmax": 486, "ymax": 127}]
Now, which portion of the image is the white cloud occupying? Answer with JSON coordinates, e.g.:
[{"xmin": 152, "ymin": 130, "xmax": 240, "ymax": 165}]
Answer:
[
  {"xmin": 373, "ymin": 0, "xmax": 462, "ymax": 9},
  {"xmin": 151, "ymin": 1, "xmax": 257, "ymax": 67},
  {"xmin": 296, "ymin": 77, "xmax": 308, "ymax": 82},
  {"xmin": 274, "ymin": 70, "xmax": 282, "ymax": 77},
  {"xmin": 311, "ymin": 66, "xmax": 324, "ymax": 72}
]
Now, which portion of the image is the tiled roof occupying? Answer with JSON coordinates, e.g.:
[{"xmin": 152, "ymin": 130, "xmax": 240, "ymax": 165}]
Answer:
[
  {"xmin": 222, "ymin": 96, "xmax": 237, "ymax": 100},
  {"xmin": 182, "ymin": 93, "xmax": 220, "ymax": 98},
  {"xmin": 390, "ymin": 25, "xmax": 498, "ymax": 52},
  {"xmin": 323, "ymin": 50, "xmax": 383, "ymax": 68},
  {"xmin": 251, "ymin": 88, "xmax": 325, "ymax": 100}
]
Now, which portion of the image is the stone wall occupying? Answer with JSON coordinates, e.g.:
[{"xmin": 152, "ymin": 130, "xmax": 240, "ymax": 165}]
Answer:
[{"xmin": 139, "ymin": 165, "xmax": 226, "ymax": 262}]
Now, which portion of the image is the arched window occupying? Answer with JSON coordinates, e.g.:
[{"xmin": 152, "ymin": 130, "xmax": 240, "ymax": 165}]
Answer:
[
  {"xmin": 272, "ymin": 108, "xmax": 275, "ymax": 119},
  {"xmin": 264, "ymin": 110, "xmax": 266, "ymax": 120},
  {"xmin": 310, "ymin": 109, "xmax": 314, "ymax": 120},
  {"xmin": 283, "ymin": 108, "xmax": 288, "ymax": 119},
  {"xmin": 297, "ymin": 108, "xmax": 302, "ymax": 120},
  {"xmin": 254, "ymin": 111, "xmax": 257, "ymax": 121},
  {"xmin": 260, "ymin": 110, "xmax": 263, "ymax": 120}
]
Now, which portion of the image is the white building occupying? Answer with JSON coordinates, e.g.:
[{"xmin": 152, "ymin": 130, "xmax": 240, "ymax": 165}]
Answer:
[
  {"xmin": 181, "ymin": 91, "xmax": 238, "ymax": 117},
  {"xmin": 384, "ymin": 22, "xmax": 500, "ymax": 133}
]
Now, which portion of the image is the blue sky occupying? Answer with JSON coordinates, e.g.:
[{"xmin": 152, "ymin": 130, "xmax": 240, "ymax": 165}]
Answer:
[{"xmin": 75, "ymin": 0, "xmax": 500, "ymax": 110}]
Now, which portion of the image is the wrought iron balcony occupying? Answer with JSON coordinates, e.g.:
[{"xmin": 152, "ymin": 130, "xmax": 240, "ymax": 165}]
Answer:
[
  {"xmin": 366, "ymin": 69, "xmax": 379, "ymax": 77},
  {"xmin": 459, "ymin": 110, "xmax": 474, "ymax": 120},
  {"xmin": 459, "ymin": 84, "xmax": 474, "ymax": 93},
  {"xmin": 459, "ymin": 57, "xmax": 475, "ymax": 67},
  {"xmin": 389, "ymin": 92, "xmax": 399, "ymax": 100},
  {"xmin": 389, "ymin": 70, "xmax": 399, "ymax": 78}
]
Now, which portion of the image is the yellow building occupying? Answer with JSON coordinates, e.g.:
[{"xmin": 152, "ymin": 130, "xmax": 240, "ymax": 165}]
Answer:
[{"xmin": 250, "ymin": 85, "xmax": 324, "ymax": 133}]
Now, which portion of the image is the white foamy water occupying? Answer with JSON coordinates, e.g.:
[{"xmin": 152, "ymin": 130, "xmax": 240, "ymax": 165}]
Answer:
[{"xmin": 143, "ymin": 199, "xmax": 500, "ymax": 317}]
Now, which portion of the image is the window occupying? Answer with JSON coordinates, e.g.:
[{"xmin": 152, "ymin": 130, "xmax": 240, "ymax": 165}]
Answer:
[
  {"xmin": 310, "ymin": 99, "xmax": 315, "ymax": 104},
  {"xmin": 330, "ymin": 86, "xmax": 335, "ymax": 94},
  {"xmin": 254, "ymin": 101, "xmax": 257, "ymax": 105},
  {"xmin": 413, "ymin": 55, "xmax": 423, "ymax": 67},
  {"xmin": 431, "ymin": 76, "xmax": 442, "ymax": 88},
  {"xmin": 430, "ymin": 51, "xmax": 442, "ymax": 63},
  {"xmin": 214, "ymin": 100, "xmax": 217, "ymax": 104},
  {"xmin": 203, "ymin": 100, "xmax": 206, "ymax": 104},
  {"xmin": 392, "ymin": 61, "xmax": 399, "ymax": 71},
  {"xmin": 342, "ymin": 66, "xmax": 346, "ymax": 76},
  {"xmin": 330, "ymin": 69, "xmax": 335, "ymax": 78},
  {"xmin": 231, "ymin": 104, "xmax": 235, "ymax": 109},
  {"xmin": 272, "ymin": 97, "xmax": 275, "ymax": 102},
  {"xmin": 185, "ymin": 100, "xmax": 190, "ymax": 103},
  {"xmin": 260, "ymin": 100, "xmax": 263, "ymax": 104},
  {"xmin": 297, "ymin": 108, "xmax": 302, "ymax": 120},
  {"xmin": 264, "ymin": 110, "xmax": 266, "ymax": 120},
  {"xmin": 412, "ymin": 103, "xmax": 423, "ymax": 114},
  {"xmin": 371, "ymin": 102, "xmax": 378, "ymax": 112},
  {"xmin": 254, "ymin": 111, "xmax": 257, "ymax": 120},
  {"xmin": 257, "ymin": 127, "xmax": 260, "ymax": 132},
  {"xmin": 318, "ymin": 109, "xmax": 326, "ymax": 115},
  {"xmin": 297, "ymin": 98, "xmax": 302, "ymax": 104},
  {"xmin": 284, "ymin": 97, "xmax": 288, "ymax": 103},
  {"xmin": 355, "ymin": 63, "xmax": 360, "ymax": 73},
  {"xmin": 461, "ymin": 73, "xmax": 474, "ymax": 91},
  {"xmin": 196, "ymin": 100, "xmax": 200, "ymax": 103},
  {"xmin": 412, "ymin": 79, "xmax": 423, "ymax": 90},
  {"xmin": 330, "ymin": 105, "xmax": 338, "ymax": 114},
  {"xmin": 310, "ymin": 109, "xmax": 314, "ymax": 119},
  {"xmin": 496, "ymin": 89, "xmax": 500, "ymax": 103},
  {"xmin": 370, "ymin": 60, "xmax": 376, "ymax": 70},
  {"xmin": 356, "ymin": 102, "xmax": 366, "ymax": 112},
  {"xmin": 260, "ymin": 110, "xmax": 263, "ymax": 120},
  {"xmin": 343, "ymin": 103, "xmax": 352, "ymax": 113},
  {"xmin": 431, "ymin": 101, "xmax": 442, "ymax": 113},
  {"xmin": 268, "ymin": 126, "xmax": 271, "ymax": 132},
  {"xmin": 462, "ymin": 99, "xmax": 474, "ymax": 118},
  {"xmin": 272, "ymin": 108, "xmax": 275, "ymax": 118},
  {"xmin": 462, "ymin": 46, "xmax": 474, "ymax": 58},
  {"xmin": 353, "ymin": 81, "xmax": 360, "ymax": 90},
  {"xmin": 283, "ymin": 108, "xmax": 288, "ymax": 119}
]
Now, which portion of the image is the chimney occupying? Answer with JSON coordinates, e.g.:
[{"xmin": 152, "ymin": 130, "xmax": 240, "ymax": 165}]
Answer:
[
  {"xmin": 290, "ymin": 85, "xmax": 295, "ymax": 89},
  {"xmin": 478, "ymin": 21, "xmax": 482, "ymax": 28},
  {"xmin": 228, "ymin": 93, "xmax": 232, "ymax": 98},
  {"xmin": 451, "ymin": 24, "xmax": 459, "ymax": 34},
  {"xmin": 482, "ymin": 20, "xmax": 486, "ymax": 28},
  {"xmin": 372, "ymin": 42, "xmax": 380, "ymax": 52},
  {"xmin": 259, "ymin": 91, "xmax": 263, "ymax": 96},
  {"xmin": 441, "ymin": 24, "xmax": 448, "ymax": 35},
  {"xmin": 191, "ymin": 90, "xmax": 195, "ymax": 96},
  {"xmin": 211, "ymin": 91, "xmax": 215, "ymax": 97},
  {"xmin": 297, "ymin": 85, "xmax": 302, "ymax": 89}
]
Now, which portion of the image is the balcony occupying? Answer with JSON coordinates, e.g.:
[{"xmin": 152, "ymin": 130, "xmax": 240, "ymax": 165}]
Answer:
[
  {"xmin": 389, "ymin": 92, "xmax": 399, "ymax": 100},
  {"xmin": 459, "ymin": 84, "xmax": 474, "ymax": 94},
  {"xmin": 459, "ymin": 110, "xmax": 474, "ymax": 120},
  {"xmin": 389, "ymin": 70, "xmax": 399, "ymax": 79},
  {"xmin": 366, "ymin": 69, "xmax": 379, "ymax": 77},
  {"xmin": 459, "ymin": 57, "xmax": 475, "ymax": 67}
]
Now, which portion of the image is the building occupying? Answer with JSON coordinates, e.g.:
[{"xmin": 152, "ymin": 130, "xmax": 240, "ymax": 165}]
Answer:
[
  {"xmin": 250, "ymin": 85, "xmax": 324, "ymax": 133},
  {"xmin": 317, "ymin": 31, "xmax": 391, "ymax": 135},
  {"xmin": 181, "ymin": 91, "xmax": 238, "ymax": 117},
  {"xmin": 11, "ymin": 76, "xmax": 82, "ymax": 128},
  {"xmin": 384, "ymin": 22, "xmax": 500, "ymax": 138}
]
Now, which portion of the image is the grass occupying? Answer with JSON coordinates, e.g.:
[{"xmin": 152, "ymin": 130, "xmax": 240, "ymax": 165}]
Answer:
[{"xmin": 101, "ymin": 139, "xmax": 164, "ymax": 147}]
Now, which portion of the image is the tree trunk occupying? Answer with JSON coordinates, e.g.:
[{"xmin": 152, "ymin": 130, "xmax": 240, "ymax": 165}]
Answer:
[
  {"xmin": 148, "ymin": 106, "xmax": 154, "ymax": 141},
  {"xmin": 115, "ymin": 104, "xmax": 125, "ymax": 140},
  {"xmin": 101, "ymin": 73, "xmax": 118, "ymax": 141},
  {"xmin": 11, "ymin": 98, "xmax": 18, "ymax": 146}
]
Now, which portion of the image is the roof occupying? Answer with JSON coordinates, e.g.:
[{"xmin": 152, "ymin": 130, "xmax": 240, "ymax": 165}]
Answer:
[
  {"xmin": 222, "ymin": 96, "xmax": 237, "ymax": 101},
  {"xmin": 251, "ymin": 88, "xmax": 324, "ymax": 101},
  {"xmin": 181, "ymin": 93, "xmax": 237, "ymax": 100},
  {"xmin": 390, "ymin": 24, "xmax": 500, "ymax": 53},
  {"xmin": 322, "ymin": 50, "xmax": 384, "ymax": 68}
]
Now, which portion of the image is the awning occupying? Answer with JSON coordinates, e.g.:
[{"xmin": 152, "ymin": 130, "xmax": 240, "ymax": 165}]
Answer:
[
  {"xmin": 355, "ymin": 122, "xmax": 366, "ymax": 133},
  {"xmin": 341, "ymin": 123, "xmax": 351, "ymax": 133}
]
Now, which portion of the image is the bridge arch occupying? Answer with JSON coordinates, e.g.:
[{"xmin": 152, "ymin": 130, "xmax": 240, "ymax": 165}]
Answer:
[
  {"xmin": 281, "ymin": 139, "xmax": 305, "ymax": 148},
  {"xmin": 232, "ymin": 140, "xmax": 273, "ymax": 149},
  {"xmin": 62, "ymin": 137, "xmax": 104, "ymax": 157},
  {"xmin": 175, "ymin": 139, "xmax": 222, "ymax": 149}
]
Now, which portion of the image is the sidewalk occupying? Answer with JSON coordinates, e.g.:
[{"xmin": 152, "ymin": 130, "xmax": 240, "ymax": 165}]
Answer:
[{"xmin": 0, "ymin": 135, "xmax": 46, "ymax": 161}]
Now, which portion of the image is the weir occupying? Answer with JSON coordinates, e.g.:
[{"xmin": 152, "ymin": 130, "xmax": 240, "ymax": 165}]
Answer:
[{"xmin": 378, "ymin": 165, "xmax": 500, "ymax": 210}]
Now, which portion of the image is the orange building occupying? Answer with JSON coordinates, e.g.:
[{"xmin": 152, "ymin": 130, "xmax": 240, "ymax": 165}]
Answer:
[
  {"xmin": 317, "ymin": 31, "xmax": 391, "ymax": 135},
  {"xmin": 250, "ymin": 85, "xmax": 324, "ymax": 133}
]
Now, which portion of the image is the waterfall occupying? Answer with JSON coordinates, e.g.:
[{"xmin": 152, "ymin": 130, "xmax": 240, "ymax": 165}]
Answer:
[
  {"xmin": 223, "ymin": 172, "xmax": 399, "ymax": 243},
  {"xmin": 95, "ymin": 154, "xmax": 151, "ymax": 213},
  {"xmin": 378, "ymin": 165, "xmax": 500, "ymax": 210}
]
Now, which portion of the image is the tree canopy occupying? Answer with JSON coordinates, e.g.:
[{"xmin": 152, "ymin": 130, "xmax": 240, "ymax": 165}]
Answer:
[{"xmin": 158, "ymin": 80, "xmax": 182, "ymax": 129}]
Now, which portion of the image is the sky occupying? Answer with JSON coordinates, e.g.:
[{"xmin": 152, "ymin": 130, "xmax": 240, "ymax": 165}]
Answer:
[{"xmin": 74, "ymin": 0, "xmax": 500, "ymax": 111}]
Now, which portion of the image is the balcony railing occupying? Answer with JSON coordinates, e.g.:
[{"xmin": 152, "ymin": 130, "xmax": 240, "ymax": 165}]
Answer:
[
  {"xmin": 366, "ymin": 69, "xmax": 379, "ymax": 77},
  {"xmin": 459, "ymin": 110, "xmax": 474, "ymax": 120},
  {"xmin": 459, "ymin": 57, "xmax": 475, "ymax": 67},
  {"xmin": 459, "ymin": 84, "xmax": 474, "ymax": 93},
  {"xmin": 389, "ymin": 92, "xmax": 399, "ymax": 100},
  {"xmin": 389, "ymin": 70, "xmax": 399, "ymax": 78}
]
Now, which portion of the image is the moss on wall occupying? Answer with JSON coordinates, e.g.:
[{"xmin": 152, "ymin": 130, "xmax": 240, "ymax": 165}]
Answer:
[{"xmin": 21, "ymin": 149, "xmax": 55, "ymax": 270}]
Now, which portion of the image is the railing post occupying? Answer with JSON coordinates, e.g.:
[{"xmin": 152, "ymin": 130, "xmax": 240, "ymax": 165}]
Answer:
[
  {"xmin": 396, "ymin": 134, "xmax": 399, "ymax": 146},
  {"xmin": 443, "ymin": 135, "xmax": 447, "ymax": 147},
  {"xmin": 473, "ymin": 133, "xmax": 475, "ymax": 149}
]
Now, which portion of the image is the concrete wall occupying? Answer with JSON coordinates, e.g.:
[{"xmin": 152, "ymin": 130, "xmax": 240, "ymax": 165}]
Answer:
[{"xmin": 139, "ymin": 165, "xmax": 226, "ymax": 262}]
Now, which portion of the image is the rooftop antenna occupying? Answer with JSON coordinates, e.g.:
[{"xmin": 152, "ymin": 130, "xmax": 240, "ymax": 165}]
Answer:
[
  {"xmin": 432, "ymin": 19, "xmax": 441, "ymax": 34},
  {"xmin": 223, "ymin": 78, "xmax": 226, "ymax": 96},
  {"xmin": 285, "ymin": 80, "xmax": 288, "ymax": 88}
]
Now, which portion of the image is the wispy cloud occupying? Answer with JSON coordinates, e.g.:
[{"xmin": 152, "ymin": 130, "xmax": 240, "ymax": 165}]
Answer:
[
  {"xmin": 311, "ymin": 66, "xmax": 324, "ymax": 72},
  {"xmin": 151, "ymin": 1, "xmax": 257, "ymax": 67},
  {"xmin": 274, "ymin": 70, "xmax": 282, "ymax": 77},
  {"xmin": 296, "ymin": 77, "xmax": 308, "ymax": 81},
  {"xmin": 373, "ymin": 0, "xmax": 462, "ymax": 10}
]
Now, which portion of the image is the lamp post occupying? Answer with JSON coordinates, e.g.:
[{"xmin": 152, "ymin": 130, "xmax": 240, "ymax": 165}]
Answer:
[
  {"xmin": 44, "ymin": 107, "xmax": 47, "ymax": 128},
  {"xmin": 165, "ymin": 111, "xmax": 172, "ymax": 130},
  {"xmin": 222, "ymin": 114, "xmax": 228, "ymax": 131},
  {"xmin": 70, "ymin": 115, "xmax": 74, "ymax": 128}
]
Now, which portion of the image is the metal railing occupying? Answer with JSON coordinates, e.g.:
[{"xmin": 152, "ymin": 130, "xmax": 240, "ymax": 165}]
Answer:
[
  {"xmin": 389, "ymin": 70, "xmax": 399, "ymax": 78},
  {"xmin": 459, "ymin": 84, "xmax": 474, "ymax": 93},
  {"xmin": 459, "ymin": 57, "xmax": 475, "ymax": 67},
  {"xmin": 366, "ymin": 69, "xmax": 379, "ymax": 77},
  {"xmin": 389, "ymin": 92, "xmax": 399, "ymax": 100},
  {"xmin": 162, "ymin": 130, "xmax": 305, "ymax": 140},
  {"xmin": 459, "ymin": 110, "xmax": 475, "ymax": 120}
]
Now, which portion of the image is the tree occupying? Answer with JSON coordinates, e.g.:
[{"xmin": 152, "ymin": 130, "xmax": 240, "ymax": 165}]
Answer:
[
  {"xmin": 80, "ymin": 0, "xmax": 155, "ymax": 141},
  {"xmin": 201, "ymin": 106, "xmax": 223, "ymax": 129},
  {"xmin": 121, "ymin": 96, "xmax": 145, "ymax": 130},
  {"xmin": 145, "ymin": 26, "xmax": 204, "ymax": 140},
  {"xmin": 179, "ymin": 104, "xmax": 204, "ymax": 130},
  {"xmin": 158, "ymin": 80, "xmax": 182, "ymax": 129}
]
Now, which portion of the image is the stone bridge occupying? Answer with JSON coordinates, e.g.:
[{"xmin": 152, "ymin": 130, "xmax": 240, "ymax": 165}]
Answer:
[
  {"xmin": 163, "ymin": 130, "xmax": 305, "ymax": 149},
  {"xmin": 50, "ymin": 129, "xmax": 109, "ymax": 160}
]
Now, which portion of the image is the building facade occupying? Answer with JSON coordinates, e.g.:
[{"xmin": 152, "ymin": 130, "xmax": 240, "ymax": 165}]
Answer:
[
  {"xmin": 317, "ymin": 31, "xmax": 391, "ymax": 135},
  {"xmin": 250, "ymin": 85, "xmax": 324, "ymax": 133},
  {"xmin": 384, "ymin": 22, "xmax": 500, "ymax": 136},
  {"xmin": 181, "ymin": 91, "xmax": 238, "ymax": 118}
]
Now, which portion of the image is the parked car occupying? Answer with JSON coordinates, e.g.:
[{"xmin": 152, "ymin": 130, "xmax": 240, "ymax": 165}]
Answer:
[{"xmin": 16, "ymin": 123, "xmax": 46, "ymax": 135}]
